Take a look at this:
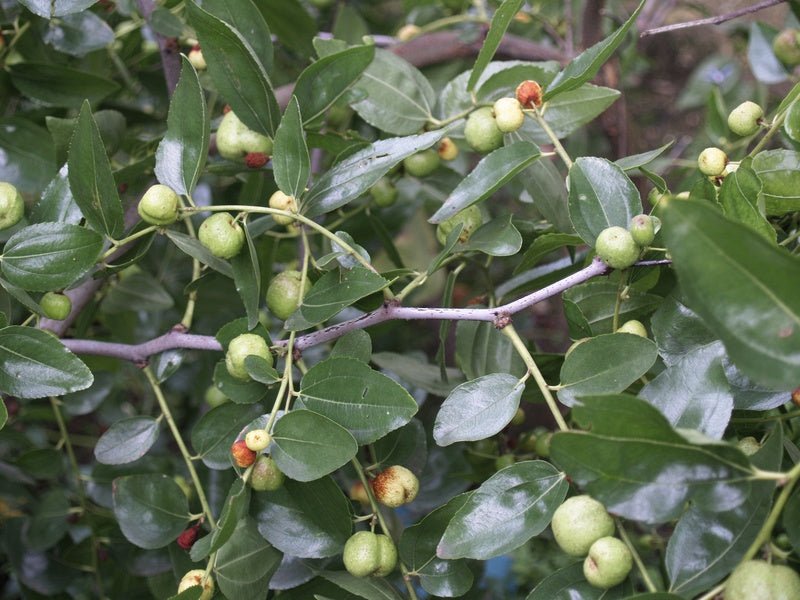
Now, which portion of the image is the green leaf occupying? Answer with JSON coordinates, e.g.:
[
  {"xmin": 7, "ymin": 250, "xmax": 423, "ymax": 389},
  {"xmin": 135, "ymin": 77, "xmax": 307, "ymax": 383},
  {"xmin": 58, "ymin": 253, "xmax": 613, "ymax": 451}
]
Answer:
[
  {"xmin": 437, "ymin": 460, "xmax": 568, "ymax": 559},
  {"xmin": 558, "ymin": 333, "xmax": 658, "ymax": 405},
  {"xmin": 8, "ymin": 63, "xmax": 119, "ymax": 109},
  {"xmin": 303, "ymin": 129, "xmax": 446, "ymax": 218},
  {"xmin": 718, "ymin": 166, "xmax": 775, "ymax": 242},
  {"xmin": 273, "ymin": 97, "xmax": 310, "ymax": 199},
  {"xmin": 459, "ymin": 215, "xmax": 523, "ymax": 256},
  {"xmin": 17, "ymin": 0, "xmax": 95, "ymax": 17},
  {"xmin": 429, "ymin": 142, "xmax": 541, "ymax": 224},
  {"xmin": 525, "ymin": 562, "xmax": 633, "ymax": 599},
  {"xmin": 0, "ymin": 398, "xmax": 6, "ymax": 430},
  {"xmin": 299, "ymin": 357, "xmax": 418, "ymax": 445},
  {"xmin": 112, "ymin": 474, "xmax": 190, "ymax": 549},
  {"xmin": 285, "ymin": 266, "xmax": 390, "ymax": 330},
  {"xmin": 187, "ymin": 0, "xmax": 280, "ymax": 136},
  {"xmin": 24, "ymin": 489, "xmax": 71, "ymax": 551},
  {"xmin": 748, "ymin": 22, "xmax": 788, "ymax": 85},
  {"xmin": 1, "ymin": 222, "xmax": 103, "ymax": 291},
  {"xmin": 0, "ymin": 279, "xmax": 44, "ymax": 316},
  {"xmin": 202, "ymin": 0, "xmax": 273, "ymax": 73},
  {"xmin": 543, "ymin": 0, "xmax": 646, "ymax": 101},
  {"xmin": 0, "ymin": 326, "xmax": 93, "ymax": 399},
  {"xmin": 67, "ymin": 102, "xmax": 125, "ymax": 238},
  {"xmin": 651, "ymin": 298, "xmax": 717, "ymax": 367},
  {"xmin": 330, "ymin": 330, "xmax": 372, "ymax": 363},
  {"xmin": 253, "ymin": 476, "xmax": 351, "ymax": 558},
  {"xmin": 455, "ymin": 320, "xmax": 525, "ymax": 380},
  {"xmin": 319, "ymin": 572, "xmax": 405, "ymax": 600},
  {"xmin": 785, "ymin": 98, "xmax": 800, "ymax": 142},
  {"xmin": 271, "ymin": 410, "xmax": 358, "ymax": 482},
  {"xmin": 155, "ymin": 56, "xmax": 209, "ymax": 196},
  {"xmin": 215, "ymin": 517, "xmax": 282, "ymax": 600},
  {"xmin": 94, "ymin": 416, "xmax": 160, "ymax": 465},
  {"xmin": 257, "ymin": 0, "xmax": 316, "ymax": 57},
  {"xmin": 568, "ymin": 157, "xmax": 643, "ymax": 245},
  {"xmin": 399, "ymin": 494, "xmax": 474, "ymax": 597},
  {"xmin": 230, "ymin": 224, "xmax": 261, "ymax": 330},
  {"xmin": 515, "ymin": 233, "xmax": 584, "ymax": 273},
  {"xmin": 550, "ymin": 395, "xmax": 752, "ymax": 523},
  {"xmin": 751, "ymin": 149, "xmax": 800, "ymax": 215},
  {"xmin": 434, "ymin": 374, "xmax": 523, "ymax": 446},
  {"xmin": 519, "ymin": 156, "xmax": 573, "ymax": 233},
  {"xmin": 562, "ymin": 281, "xmax": 661, "ymax": 335},
  {"xmin": 192, "ymin": 479, "xmax": 250, "ymax": 560},
  {"xmin": 294, "ymin": 45, "xmax": 375, "ymax": 125},
  {"xmin": 0, "ymin": 118, "xmax": 57, "ymax": 196},
  {"xmin": 661, "ymin": 199, "xmax": 800, "ymax": 389},
  {"xmin": 212, "ymin": 361, "xmax": 268, "ymax": 404},
  {"xmin": 371, "ymin": 351, "xmax": 465, "ymax": 397},
  {"xmin": 615, "ymin": 141, "xmax": 674, "ymax": 171},
  {"xmin": 191, "ymin": 403, "xmax": 264, "ymax": 470},
  {"xmin": 373, "ymin": 418, "xmax": 427, "ymax": 473},
  {"xmin": 467, "ymin": 0, "xmax": 525, "ymax": 92},
  {"xmin": 42, "ymin": 11, "xmax": 115, "ymax": 56},
  {"xmin": 351, "ymin": 48, "xmax": 435, "ymax": 135},
  {"xmin": 101, "ymin": 270, "xmax": 173, "ymax": 314},
  {"xmin": 32, "ymin": 165, "xmax": 82, "ymax": 225},
  {"xmin": 165, "ymin": 229, "xmax": 234, "ymax": 278}
]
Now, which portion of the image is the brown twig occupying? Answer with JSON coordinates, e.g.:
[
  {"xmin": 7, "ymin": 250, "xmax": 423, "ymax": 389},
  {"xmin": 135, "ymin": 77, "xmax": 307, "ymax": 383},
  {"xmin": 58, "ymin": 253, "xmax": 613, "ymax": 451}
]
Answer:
[
  {"xmin": 135, "ymin": 0, "xmax": 181, "ymax": 95},
  {"xmin": 640, "ymin": 0, "xmax": 787, "ymax": 38}
]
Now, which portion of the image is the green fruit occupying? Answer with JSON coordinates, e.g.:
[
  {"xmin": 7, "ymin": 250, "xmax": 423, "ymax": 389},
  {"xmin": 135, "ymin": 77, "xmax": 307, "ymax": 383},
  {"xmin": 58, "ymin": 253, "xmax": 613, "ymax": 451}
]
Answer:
[
  {"xmin": 551, "ymin": 495, "xmax": 615, "ymax": 557},
  {"xmin": 437, "ymin": 137, "xmax": 459, "ymax": 161},
  {"xmin": 177, "ymin": 570, "xmax": 214, "ymax": 600},
  {"xmin": 40, "ymin": 292, "xmax": 72, "ymax": 321},
  {"xmin": 629, "ymin": 214, "xmax": 655, "ymax": 247},
  {"xmin": 369, "ymin": 177, "xmax": 398, "ymax": 208},
  {"xmin": 697, "ymin": 147, "xmax": 728, "ymax": 176},
  {"xmin": 736, "ymin": 436, "xmax": 761, "ymax": 456},
  {"xmin": 493, "ymin": 97, "xmax": 525, "ymax": 133},
  {"xmin": 268, "ymin": 190, "xmax": 298, "ymax": 225},
  {"xmin": 371, "ymin": 465, "xmax": 419, "ymax": 508},
  {"xmin": 518, "ymin": 431, "xmax": 537, "ymax": 452},
  {"xmin": 494, "ymin": 454, "xmax": 516, "ymax": 470},
  {"xmin": 617, "ymin": 320, "xmax": 647, "ymax": 338},
  {"xmin": 724, "ymin": 560, "xmax": 776, "ymax": 600},
  {"xmin": 343, "ymin": 531, "xmax": 397, "ymax": 578},
  {"xmin": 771, "ymin": 564, "xmax": 800, "ymax": 600},
  {"xmin": 583, "ymin": 537, "xmax": 633, "ymax": 589},
  {"xmin": 0, "ymin": 182, "xmax": 24, "ymax": 230},
  {"xmin": 403, "ymin": 149, "xmax": 440, "ymax": 178},
  {"xmin": 187, "ymin": 47, "xmax": 206, "ymax": 71},
  {"xmin": 728, "ymin": 101, "xmax": 764, "ymax": 137},
  {"xmin": 266, "ymin": 270, "xmax": 310, "ymax": 321},
  {"xmin": 595, "ymin": 226, "xmax": 640, "ymax": 270},
  {"xmin": 464, "ymin": 106, "xmax": 504, "ymax": 153},
  {"xmin": 534, "ymin": 431, "xmax": 552, "ymax": 457},
  {"xmin": 773, "ymin": 29, "xmax": 800, "ymax": 67},
  {"xmin": 138, "ymin": 184, "xmax": 180, "ymax": 226},
  {"xmin": 204, "ymin": 385, "xmax": 229, "ymax": 407},
  {"xmin": 216, "ymin": 110, "xmax": 273, "ymax": 161},
  {"xmin": 250, "ymin": 455, "xmax": 284, "ymax": 491},
  {"xmin": 198, "ymin": 213, "xmax": 245, "ymax": 259},
  {"xmin": 245, "ymin": 429, "xmax": 272, "ymax": 452},
  {"xmin": 436, "ymin": 204, "xmax": 482, "ymax": 245},
  {"xmin": 225, "ymin": 333, "xmax": 272, "ymax": 380},
  {"xmin": 510, "ymin": 407, "xmax": 525, "ymax": 426}
]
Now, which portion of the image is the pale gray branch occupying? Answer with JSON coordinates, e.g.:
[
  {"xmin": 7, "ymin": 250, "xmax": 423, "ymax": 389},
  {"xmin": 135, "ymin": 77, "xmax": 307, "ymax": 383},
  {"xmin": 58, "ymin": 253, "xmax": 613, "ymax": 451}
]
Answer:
[{"xmin": 640, "ymin": 0, "xmax": 787, "ymax": 38}]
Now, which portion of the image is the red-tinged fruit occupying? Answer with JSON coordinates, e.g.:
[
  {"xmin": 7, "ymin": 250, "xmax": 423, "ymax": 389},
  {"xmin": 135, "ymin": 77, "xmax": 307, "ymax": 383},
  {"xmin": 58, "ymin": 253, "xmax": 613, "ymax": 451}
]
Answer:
[
  {"xmin": 231, "ymin": 439, "xmax": 256, "ymax": 468},
  {"xmin": 177, "ymin": 570, "xmax": 214, "ymax": 600},
  {"xmin": 515, "ymin": 80, "xmax": 543, "ymax": 108},
  {"xmin": 371, "ymin": 465, "xmax": 419, "ymax": 508},
  {"xmin": 177, "ymin": 523, "xmax": 201, "ymax": 550},
  {"xmin": 245, "ymin": 152, "xmax": 269, "ymax": 169}
]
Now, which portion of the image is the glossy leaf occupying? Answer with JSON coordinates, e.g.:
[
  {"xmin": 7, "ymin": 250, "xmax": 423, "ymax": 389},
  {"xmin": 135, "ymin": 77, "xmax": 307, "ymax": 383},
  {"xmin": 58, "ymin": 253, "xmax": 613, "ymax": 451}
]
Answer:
[
  {"xmin": 719, "ymin": 165, "xmax": 775, "ymax": 242},
  {"xmin": 373, "ymin": 418, "xmax": 427, "ymax": 474},
  {"xmin": 371, "ymin": 351, "xmax": 465, "ymax": 397},
  {"xmin": 187, "ymin": 0, "xmax": 280, "ymax": 136},
  {"xmin": 230, "ymin": 223, "xmax": 261, "ymax": 330},
  {"xmin": 751, "ymin": 149, "xmax": 800, "ymax": 215},
  {"xmin": 215, "ymin": 516, "xmax": 282, "ymax": 600},
  {"xmin": 112, "ymin": 474, "xmax": 189, "ymax": 549},
  {"xmin": 437, "ymin": 460, "xmax": 567, "ymax": 559},
  {"xmin": 212, "ymin": 361, "xmax": 268, "ymax": 404},
  {"xmin": 455, "ymin": 320, "xmax": 525, "ymax": 380},
  {"xmin": 155, "ymin": 56, "xmax": 209, "ymax": 196},
  {"xmin": 434, "ymin": 374, "xmax": 523, "ymax": 446},
  {"xmin": 17, "ymin": 0, "xmax": 95, "ymax": 17},
  {"xmin": 273, "ymin": 97, "xmax": 310, "ymax": 200},
  {"xmin": 544, "ymin": 0, "xmax": 645, "ymax": 100},
  {"xmin": 550, "ymin": 395, "xmax": 752, "ymax": 523},
  {"xmin": 568, "ymin": 157, "xmax": 642, "ymax": 245},
  {"xmin": 24, "ymin": 489, "xmax": 71, "ymax": 551},
  {"xmin": 165, "ymin": 230, "xmax": 234, "ymax": 278},
  {"xmin": 101, "ymin": 270, "xmax": 173, "ymax": 314},
  {"xmin": 330, "ymin": 330, "xmax": 372, "ymax": 363},
  {"xmin": 94, "ymin": 416, "xmax": 160, "ymax": 465},
  {"xmin": 1, "ymin": 222, "xmax": 103, "ymax": 291},
  {"xmin": 515, "ymin": 233, "xmax": 584, "ymax": 273},
  {"xmin": 459, "ymin": 215, "xmax": 523, "ymax": 256},
  {"xmin": 519, "ymin": 156, "xmax": 573, "ymax": 233},
  {"xmin": 785, "ymin": 98, "xmax": 800, "ymax": 142},
  {"xmin": 319, "ymin": 571, "xmax": 405, "ymax": 600},
  {"xmin": 429, "ymin": 142, "xmax": 540, "ymax": 223},
  {"xmin": 271, "ymin": 410, "xmax": 358, "ymax": 482},
  {"xmin": 8, "ymin": 64, "xmax": 119, "ymax": 109},
  {"xmin": 67, "ymin": 102, "xmax": 125, "ymax": 238},
  {"xmin": 558, "ymin": 333, "xmax": 658, "ymax": 405},
  {"xmin": 202, "ymin": 0, "xmax": 273, "ymax": 73},
  {"xmin": 300, "ymin": 357, "xmax": 418, "ymax": 445},
  {"xmin": 32, "ymin": 165, "xmax": 82, "ymax": 225},
  {"xmin": 526, "ymin": 561, "xmax": 632, "ymax": 599},
  {"xmin": 303, "ymin": 129, "xmax": 445, "ymax": 218},
  {"xmin": 562, "ymin": 281, "xmax": 661, "ymax": 335},
  {"xmin": 0, "ymin": 398, "xmax": 6, "ymax": 430},
  {"xmin": 257, "ymin": 0, "xmax": 316, "ymax": 57},
  {"xmin": 0, "ymin": 118, "xmax": 57, "ymax": 196},
  {"xmin": 651, "ymin": 298, "xmax": 717, "ymax": 367},
  {"xmin": 0, "ymin": 326, "xmax": 93, "ymax": 399},
  {"xmin": 191, "ymin": 403, "xmax": 264, "ymax": 470},
  {"xmin": 254, "ymin": 476, "xmax": 351, "ymax": 558},
  {"xmin": 192, "ymin": 479, "xmax": 250, "ymax": 560},
  {"xmin": 615, "ymin": 141, "xmax": 674, "ymax": 171},
  {"xmin": 42, "ymin": 11, "xmax": 114, "ymax": 56},
  {"xmin": 661, "ymin": 199, "xmax": 800, "ymax": 389},
  {"xmin": 467, "ymin": 0, "xmax": 524, "ymax": 91},
  {"xmin": 747, "ymin": 22, "xmax": 788, "ymax": 85},
  {"xmin": 723, "ymin": 359, "xmax": 790, "ymax": 411}
]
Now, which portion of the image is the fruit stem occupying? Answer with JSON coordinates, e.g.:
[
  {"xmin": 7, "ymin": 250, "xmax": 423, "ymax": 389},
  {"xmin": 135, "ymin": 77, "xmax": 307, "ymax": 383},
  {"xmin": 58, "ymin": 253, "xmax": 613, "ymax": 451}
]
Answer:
[
  {"xmin": 429, "ymin": 106, "xmax": 477, "ymax": 129},
  {"xmin": 615, "ymin": 517, "xmax": 657, "ymax": 593},
  {"xmin": 417, "ymin": 14, "xmax": 488, "ymax": 36},
  {"xmin": 528, "ymin": 106, "xmax": 573, "ymax": 168},
  {"xmin": 180, "ymin": 206, "xmax": 202, "ymax": 330},
  {"xmin": 264, "ymin": 340, "xmax": 295, "ymax": 434},
  {"xmin": 749, "ymin": 105, "xmax": 789, "ymax": 157},
  {"xmin": 102, "ymin": 225, "xmax": 158, "ymax": 260},
  {"xmin": 611, "ymin": 276, "xmax": 627, "ymax": 332},
  {"xmin": 502, "ymin": 323, "xmax": 569, "ymax": 432},
  {"xmin": 695, "ymin": 583, "xmax": 725, "ymax": 600},
  {"xmin": 143, "ymin": 366, "xmax": 216, "ymax": 529}
]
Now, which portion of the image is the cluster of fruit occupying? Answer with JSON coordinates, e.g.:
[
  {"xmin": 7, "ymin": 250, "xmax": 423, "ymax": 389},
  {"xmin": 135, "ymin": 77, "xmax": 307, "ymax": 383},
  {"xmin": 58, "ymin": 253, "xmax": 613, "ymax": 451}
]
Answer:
[
  {"xmin": 594, "ymin": 213, "xmax": 656, "ymax": 271},
  {"xmin": 698, "ymin": 101, "xmax": 765, "ymax": 178}
]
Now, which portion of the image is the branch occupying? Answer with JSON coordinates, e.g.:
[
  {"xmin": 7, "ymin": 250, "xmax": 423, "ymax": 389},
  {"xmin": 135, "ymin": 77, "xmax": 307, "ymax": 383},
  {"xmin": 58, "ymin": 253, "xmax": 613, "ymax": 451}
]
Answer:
[
  {"xmin": 136, "ymin": 0, "xmax": 181, "ymax": 95},
  {"xmin": 640, "ymin": 0, "xmax": 787, "ymax": 38}
]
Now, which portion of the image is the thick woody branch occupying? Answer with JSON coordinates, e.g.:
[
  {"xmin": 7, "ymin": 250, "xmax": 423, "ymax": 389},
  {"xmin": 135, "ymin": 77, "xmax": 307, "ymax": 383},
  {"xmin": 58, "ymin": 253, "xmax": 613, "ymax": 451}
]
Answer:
[{"xmin": 640, "ymin": 0, "xmax": 787, "ymax": 38}]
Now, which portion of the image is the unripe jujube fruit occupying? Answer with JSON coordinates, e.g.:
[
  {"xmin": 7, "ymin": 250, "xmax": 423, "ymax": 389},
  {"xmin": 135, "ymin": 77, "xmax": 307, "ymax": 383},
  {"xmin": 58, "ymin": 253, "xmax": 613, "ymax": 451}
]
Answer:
[
  {"xmin": 250, "ymin": 455, "xmax": 285, "ymax": 491},
  {"xmin": 204, "ymin": 385, "xmax": 229, "ymax": 408},
  {"xmin": 198, "ymin": 212, "xmax": 245, "ymax": 259},
  {"xmin": 245, "ymin": 429, "xmax": 272, "ymax": 452},
  {"xmin": 371, "ymin": 465, "xmax": 419, "ymax": 508},
  {"xmin": 396, "ymin": 24, "xmax": 421, "ymax": 42},
  {"xmin": 535, "ymin": 430, "xmax": 552, "ymax": 457},
  {"xmin": 698, "ymin": 147, "xmax": 728, "ymax": 177},
  {"xmin": 343, "ymin": 531, "xmax": 398, "ymax": 577},
  {"xmin": 436, "ymin": 204, "xmax": 483, "ymax": 245},
  {"xmin": 515, "ymin": 80, "xmax": 543, "ymax": 108},
  {"xmin": 736, "ymin": 436, "xmax": 761, "ymax": 456},
  {"xmin": 138, "ymin": 184, "xmax": 180, "ymax": 226},
  {"xmin": 464, "ymin": 106, "xmax": 504, "ymax": 153},
  {"xmin": 629, "ymin": 214, "xmax": 655, "ymax": 247},
  {"xmin": 268, "ymin": 190, "xmax": 298, "ymax": 225},
  {"xmin": 177, "ymin": 569, "xmax": 214, "ymax": 600},
  {"xmin": 216, "ymin": 110, "xmax": 274, "ymax": 161},
  {"xmin": 617, "ymin": 320, "xmax": 648, "ymax": 338},
  {"xmin": 437, "ymin": 137, "xmax": 459, "ymax": 161},
  {"xmin": 187, "ymin": 46, "xmax": 207, "ymax": 70},
  {"xmin": 403, "ymin": 149, "xmax": 440, "ymax": 178},
  {"xmin": 266, "ymin": 270, "xmax": 310, "ymax": 320},
  {"xmin": 771, "ymin": 564, "xmax": 800, "ymax": 600},
  {"xmin": 230, "ymin": 439, "xmax": 256, "ymax": 468},
  {"xmin": 583, "ymin": 537, "xmax": 633, "ymax": 589},
  {"xmin": 728, "ymin": 101, "xmax": 764, "ymax": 137},
  {"xmin": 0, "ymin": 182, "xmax": 25, "ymax": 230},
  {"xmin": 40, "ymin": 292, "xmax": 72, "ymax": 321},
  {"xmin": 369, "ymin": 177, "xmax": 398, "ymax": 208},
  {"xmin": 595, "ymin": 226, "xmax": 640, "ymax": 270},
  {"xmin": 724, "ymin": 560, "xmax": 777, "ymax": 600},
  {"xmin": 773, "ymin": 29, "xmax": 800, "ymax": 68},
  {"xmin": 225, "ymin": 333, "xmax": 272, "ymax": 380},
  {"xmin": 349, "ymin": 481, "xmax": 370, "ymax": 504},
  {"xmin": 493, "ymin": 97, "xmax": 525, "ymax": 133},
  {"xmin": 551, "ymin": 495, "xmax": 615, "ymax": 556}
]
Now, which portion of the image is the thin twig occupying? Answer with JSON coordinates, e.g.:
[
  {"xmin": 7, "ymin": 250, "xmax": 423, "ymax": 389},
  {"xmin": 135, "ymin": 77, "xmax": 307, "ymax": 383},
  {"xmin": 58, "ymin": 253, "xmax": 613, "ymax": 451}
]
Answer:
[
  {"xmin": 640, "ymin": 0, "xmax": 787, "ymax": 38},
  {"xmin": 135, "ymin": 0, "xmax": 181, "ymax": 95}
]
